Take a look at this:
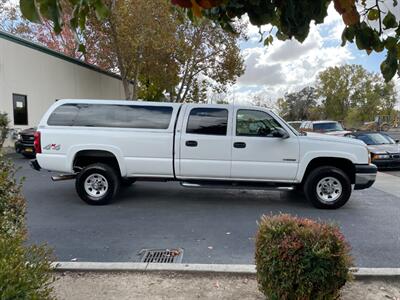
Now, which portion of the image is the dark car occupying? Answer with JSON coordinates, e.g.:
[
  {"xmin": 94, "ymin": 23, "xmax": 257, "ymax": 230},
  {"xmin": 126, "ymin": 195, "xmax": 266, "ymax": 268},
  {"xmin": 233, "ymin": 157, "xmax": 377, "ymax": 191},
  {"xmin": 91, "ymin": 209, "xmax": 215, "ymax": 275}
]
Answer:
[
  {"xmin": 345, "ymin": 131, "xmax": 400, "ymax": 169},
  {"xmin": 15, "ymin": 128, "xmax": 36, "ymax": 158}
]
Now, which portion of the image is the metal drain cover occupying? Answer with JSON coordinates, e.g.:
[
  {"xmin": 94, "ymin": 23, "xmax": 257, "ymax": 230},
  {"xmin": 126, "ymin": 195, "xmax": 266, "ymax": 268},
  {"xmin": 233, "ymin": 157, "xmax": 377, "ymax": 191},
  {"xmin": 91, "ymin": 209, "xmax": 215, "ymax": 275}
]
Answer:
[{"xmin": 139, "ymin": 248, "xmax": 184, "ymax": 263}]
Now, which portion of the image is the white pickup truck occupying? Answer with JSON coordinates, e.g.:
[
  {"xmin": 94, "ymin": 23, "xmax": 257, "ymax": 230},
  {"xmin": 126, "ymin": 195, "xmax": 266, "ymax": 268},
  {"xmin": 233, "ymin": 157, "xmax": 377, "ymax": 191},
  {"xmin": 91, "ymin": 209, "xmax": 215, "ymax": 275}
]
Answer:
[{"xmin": 31, "ymin": 99, "xmax": 377, "ymax": 209}]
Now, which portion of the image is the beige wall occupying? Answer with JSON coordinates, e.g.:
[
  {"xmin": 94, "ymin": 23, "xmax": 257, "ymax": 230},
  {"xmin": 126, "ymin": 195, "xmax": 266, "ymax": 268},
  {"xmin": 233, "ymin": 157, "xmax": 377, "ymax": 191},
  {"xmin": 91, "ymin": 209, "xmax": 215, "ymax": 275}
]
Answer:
[{"xmin": 0, "ymin": 36, "xmax": 128, "ymax": 146}]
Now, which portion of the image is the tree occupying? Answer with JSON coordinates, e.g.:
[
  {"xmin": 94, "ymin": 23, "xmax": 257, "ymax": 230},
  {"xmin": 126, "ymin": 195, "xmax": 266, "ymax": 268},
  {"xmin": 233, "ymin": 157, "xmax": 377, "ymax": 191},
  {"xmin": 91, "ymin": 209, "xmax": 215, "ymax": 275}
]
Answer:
[
  {"xmin": 277, "ymin": 87, "xmax": 322, "ymax": 121},
  {"xmin": 79, "ymin": 0, "xmax": 179, "ymax": 100},
  {"xmin": 19, "ymin": 0, "xmax": 400, "ymax": 82},
  {"xmin": 171, "ymin": 18, "xmax": 245, "ymax": 102},
  {"xmin": 316, "ymin": 64, "xmax": 397, "ymax": 126},
  {"xmin": 7, "ymin": 1, "xmax": 244, "ymax": 101},
  {"xmin": 84, "ymin": 1, "xmax": 243, "ymax": 101},
  {"xmin": 1, "ymin": 1, "xmax": 82, "ymax": 60},
  {"xmin": 250, "ymin": 93, "xmax": 276, "ymax": 110}
]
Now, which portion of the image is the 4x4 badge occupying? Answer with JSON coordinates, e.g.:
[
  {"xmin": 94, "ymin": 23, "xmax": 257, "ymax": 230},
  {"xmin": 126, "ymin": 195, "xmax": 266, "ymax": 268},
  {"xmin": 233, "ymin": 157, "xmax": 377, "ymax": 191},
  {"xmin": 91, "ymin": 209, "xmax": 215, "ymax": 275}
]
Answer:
[{"xmin": 44, "ymin": 144, "xmax": 61, "ymax": 151}]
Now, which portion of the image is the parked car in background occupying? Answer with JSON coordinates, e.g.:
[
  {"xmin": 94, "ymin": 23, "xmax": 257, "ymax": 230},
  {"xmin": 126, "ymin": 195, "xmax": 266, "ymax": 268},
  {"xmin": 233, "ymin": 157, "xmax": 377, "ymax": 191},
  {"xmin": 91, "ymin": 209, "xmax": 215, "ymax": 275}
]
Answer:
[
  {"xmin": 345, "ymin": 131, "xmax": 400, "ymax": 169},
  {"xmin": 15, "ymin": 127, "xmax": 36, "ymax": 158},
  {"xmin": 287, "ymin": 121, "xmax": 302, "ymax": 131},
  {"xmin": 300, "ymin": 121, "xmax": 352, "ymax": 137}
]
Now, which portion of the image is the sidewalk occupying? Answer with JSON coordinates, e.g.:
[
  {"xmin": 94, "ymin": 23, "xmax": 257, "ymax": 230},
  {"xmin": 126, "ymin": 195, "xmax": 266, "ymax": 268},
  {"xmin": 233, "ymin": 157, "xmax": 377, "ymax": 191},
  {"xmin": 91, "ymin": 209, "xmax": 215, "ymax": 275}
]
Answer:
[
  {"xmin": 373, "ymin": 172, "xmax": 400, "ymax": 198},
  {"xmin": 52, "ymin": 272, "xmax": 400, "ymax": 300}
]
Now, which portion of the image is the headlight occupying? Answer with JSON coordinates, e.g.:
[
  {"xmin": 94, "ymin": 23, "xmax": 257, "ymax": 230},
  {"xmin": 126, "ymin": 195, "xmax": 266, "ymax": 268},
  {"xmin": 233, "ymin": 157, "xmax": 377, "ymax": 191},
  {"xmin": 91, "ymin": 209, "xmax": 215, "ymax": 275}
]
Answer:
[
  {"xmin": 372, "ymin": 153, "xmax": 390, "ymax": 160},
  {"xmin": 367, "ymin": 148, "xmax": 371, "ymax": 164},
  {"xmin": 17, "ymin": 133, "xmax": 21, "ymax": 140}
]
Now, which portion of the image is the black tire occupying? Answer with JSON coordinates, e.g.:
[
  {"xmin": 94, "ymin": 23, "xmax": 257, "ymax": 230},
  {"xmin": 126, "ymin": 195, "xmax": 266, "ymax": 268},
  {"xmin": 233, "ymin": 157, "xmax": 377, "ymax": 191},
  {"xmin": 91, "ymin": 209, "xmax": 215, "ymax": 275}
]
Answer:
[
  {"xmin": 303, "ymin": 166, "xmax": 352, "ymax": 209},
  {"xmin": 121, "ymin": 178, "xmax": 136, "ymax": 187},
  {"xmin": 381, "ymin": 124, "xmax": 390, "ymax": 132},
  {"xmin": 75, "ymin": 163, "xmax": 120, "ymax": 205}
]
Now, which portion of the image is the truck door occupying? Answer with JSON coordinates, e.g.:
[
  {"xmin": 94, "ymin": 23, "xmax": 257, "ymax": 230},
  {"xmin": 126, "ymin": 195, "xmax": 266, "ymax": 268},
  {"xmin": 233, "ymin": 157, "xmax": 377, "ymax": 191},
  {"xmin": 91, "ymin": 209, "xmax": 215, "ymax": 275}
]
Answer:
[
  {"xmin": 177, "ymin": 104, "xmax": 232, "ymax": 179},
  {"xmin": 231, "ymin": 108, "xmax": 299, "ymax": 182}
]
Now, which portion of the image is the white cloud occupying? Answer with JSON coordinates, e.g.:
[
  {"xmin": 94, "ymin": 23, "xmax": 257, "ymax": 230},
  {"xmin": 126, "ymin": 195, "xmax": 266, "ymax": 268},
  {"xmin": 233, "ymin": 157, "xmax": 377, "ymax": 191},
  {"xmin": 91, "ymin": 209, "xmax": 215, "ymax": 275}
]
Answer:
[{"xmin": 233, "ymin": 3, "xmax": 354, "ymax": 104}]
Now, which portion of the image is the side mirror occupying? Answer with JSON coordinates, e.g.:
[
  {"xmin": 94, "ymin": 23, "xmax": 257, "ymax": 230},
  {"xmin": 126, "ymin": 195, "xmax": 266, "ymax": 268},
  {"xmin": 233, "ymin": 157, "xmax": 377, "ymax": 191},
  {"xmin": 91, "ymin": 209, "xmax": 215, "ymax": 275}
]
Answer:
[{"xmin": 272, "ymin": 128, "xmax": 289, "ymax": 139}]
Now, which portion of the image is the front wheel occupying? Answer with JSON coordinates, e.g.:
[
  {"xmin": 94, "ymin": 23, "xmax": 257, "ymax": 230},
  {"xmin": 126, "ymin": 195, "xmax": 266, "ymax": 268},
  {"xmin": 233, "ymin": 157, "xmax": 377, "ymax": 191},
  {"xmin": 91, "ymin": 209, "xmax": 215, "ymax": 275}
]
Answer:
[
  {"xmin": 75, "ymin": 163, "xmax": 120, "ymax": 205},
  {"xmin": 304, "ymin": 166, "xmax": 352, "ymax": 209}
]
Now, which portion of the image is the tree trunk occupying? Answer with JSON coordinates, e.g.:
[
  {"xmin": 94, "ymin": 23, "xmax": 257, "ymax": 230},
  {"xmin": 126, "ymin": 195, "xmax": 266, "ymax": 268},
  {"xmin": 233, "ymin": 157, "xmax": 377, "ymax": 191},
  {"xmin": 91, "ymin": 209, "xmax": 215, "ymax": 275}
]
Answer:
[
  {"xmin": 122, "ymin": 78, "xmax": 132, "ymax": 100},
  {"xmin": 131, "ymin": 67, "xmax": 140, "ymax": 100}
]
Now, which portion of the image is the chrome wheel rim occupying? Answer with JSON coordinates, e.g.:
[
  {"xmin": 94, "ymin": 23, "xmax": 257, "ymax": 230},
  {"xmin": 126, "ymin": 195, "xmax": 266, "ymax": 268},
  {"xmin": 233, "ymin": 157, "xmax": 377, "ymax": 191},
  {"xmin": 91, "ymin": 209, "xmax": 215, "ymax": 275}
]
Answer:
[
  {"xmin": 84, "ymin": 174, "xmax": 108, "ymax": 198},
  {"xmin": 316, "ymin": 177, "xmax": 342, "ymax": 203}
]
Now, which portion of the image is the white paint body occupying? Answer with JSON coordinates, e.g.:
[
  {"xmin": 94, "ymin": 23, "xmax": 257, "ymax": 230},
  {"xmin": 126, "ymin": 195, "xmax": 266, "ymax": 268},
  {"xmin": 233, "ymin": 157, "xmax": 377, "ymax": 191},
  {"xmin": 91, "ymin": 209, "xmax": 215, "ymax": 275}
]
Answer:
[{"xmin": 36, "ymin": 100, "xmax": 370, "ymax": 183}]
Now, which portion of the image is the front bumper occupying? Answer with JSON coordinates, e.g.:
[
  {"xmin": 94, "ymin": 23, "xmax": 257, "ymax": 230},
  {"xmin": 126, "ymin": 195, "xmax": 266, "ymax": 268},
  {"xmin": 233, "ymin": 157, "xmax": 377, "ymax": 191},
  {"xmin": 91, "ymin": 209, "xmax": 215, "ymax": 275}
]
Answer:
[
  {"xmin": 354, "ymin": 164, "xmax": 377, "ymax": 190},
  {"xmin": 15, "ymin": 141, "xmax": 35, "ymax": 155},
  {"xmin": 372, "ymin": 159, "xmax": 400, "ymax": 169}
]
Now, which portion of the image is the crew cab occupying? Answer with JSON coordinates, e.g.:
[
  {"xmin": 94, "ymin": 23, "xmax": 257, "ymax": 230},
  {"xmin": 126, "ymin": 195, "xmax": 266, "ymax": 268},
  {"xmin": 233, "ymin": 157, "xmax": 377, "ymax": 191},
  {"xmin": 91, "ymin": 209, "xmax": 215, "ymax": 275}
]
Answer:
[{"xmin": 31, "ymin": 100, "xmax": 377, "ymax": 209}]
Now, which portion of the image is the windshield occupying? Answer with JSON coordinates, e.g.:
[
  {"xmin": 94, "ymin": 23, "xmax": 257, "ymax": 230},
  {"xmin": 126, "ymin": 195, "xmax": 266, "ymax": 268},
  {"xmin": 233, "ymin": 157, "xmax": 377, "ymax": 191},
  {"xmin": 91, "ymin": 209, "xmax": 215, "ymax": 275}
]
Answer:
[
  {"xmin": 356, "ymin": 133, "xmax": 395, "ymax": 145},
  {"xmin": 313, "ymin": 122, "xmax": 344, "ymax": 132}
]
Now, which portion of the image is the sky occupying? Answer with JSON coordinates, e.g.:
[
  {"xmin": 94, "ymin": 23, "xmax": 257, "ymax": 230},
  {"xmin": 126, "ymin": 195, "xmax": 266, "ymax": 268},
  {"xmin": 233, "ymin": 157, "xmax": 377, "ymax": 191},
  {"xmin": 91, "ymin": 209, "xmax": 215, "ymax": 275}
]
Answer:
[
  {"xmin": 231, "ymin": 3, "xmax": 398, "ymax": 106},
  {"xmin": 2, "ymin": 0, "xmax": 398, "ymax": 107}
]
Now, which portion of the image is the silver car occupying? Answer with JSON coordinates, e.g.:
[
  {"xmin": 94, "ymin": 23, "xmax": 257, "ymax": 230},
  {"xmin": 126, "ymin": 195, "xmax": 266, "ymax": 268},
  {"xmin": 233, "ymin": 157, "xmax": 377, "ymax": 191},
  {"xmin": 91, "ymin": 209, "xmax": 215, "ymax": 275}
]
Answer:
[{"xmin": 346, "ymin": 131, "xmax": 400, "ymax": 169}]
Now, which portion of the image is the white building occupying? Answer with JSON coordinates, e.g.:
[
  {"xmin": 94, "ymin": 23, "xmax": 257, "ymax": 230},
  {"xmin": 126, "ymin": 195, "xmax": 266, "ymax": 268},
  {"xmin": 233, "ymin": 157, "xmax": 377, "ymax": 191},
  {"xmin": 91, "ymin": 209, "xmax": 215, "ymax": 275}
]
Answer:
[{"xmin": 0, "ymin": 30, "xmax": 128, "ymax": 146}]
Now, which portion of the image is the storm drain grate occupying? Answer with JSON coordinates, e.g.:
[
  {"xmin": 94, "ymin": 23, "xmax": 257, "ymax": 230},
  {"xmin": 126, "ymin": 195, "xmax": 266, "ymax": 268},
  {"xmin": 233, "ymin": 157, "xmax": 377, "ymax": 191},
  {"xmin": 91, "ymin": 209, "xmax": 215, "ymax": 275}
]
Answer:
[{"xmin": 139, "ymin": 248, "xmax": 184, "ymax": 263}]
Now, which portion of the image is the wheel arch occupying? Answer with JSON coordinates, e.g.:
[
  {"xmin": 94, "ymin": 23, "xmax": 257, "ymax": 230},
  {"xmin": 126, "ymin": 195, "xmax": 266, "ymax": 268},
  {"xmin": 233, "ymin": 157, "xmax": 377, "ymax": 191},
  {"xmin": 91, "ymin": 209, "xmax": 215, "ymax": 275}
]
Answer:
[
  {"xmin": 69, "ymin": 147, "xmax": 126, "ymax": 177},
  {"xmin": 300, "ymin": 157, "xmax": 356, "ymax": 184}
]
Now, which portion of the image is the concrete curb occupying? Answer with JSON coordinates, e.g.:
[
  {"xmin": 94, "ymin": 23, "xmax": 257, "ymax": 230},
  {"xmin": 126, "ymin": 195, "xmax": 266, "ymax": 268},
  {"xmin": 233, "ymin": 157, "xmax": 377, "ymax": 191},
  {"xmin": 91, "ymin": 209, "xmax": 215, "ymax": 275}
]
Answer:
[{"xmin": 53, "ymin": 262, "xmax": 400, "ymax": 277}]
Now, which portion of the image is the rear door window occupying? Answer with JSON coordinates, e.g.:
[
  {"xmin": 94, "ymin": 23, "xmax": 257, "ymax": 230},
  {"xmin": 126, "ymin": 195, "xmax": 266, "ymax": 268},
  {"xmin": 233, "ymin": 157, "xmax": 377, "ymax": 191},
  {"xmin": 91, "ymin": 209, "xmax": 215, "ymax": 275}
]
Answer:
[{"xmin": 186, "ymin": 108, "xmax": 228, "ymax": 136}]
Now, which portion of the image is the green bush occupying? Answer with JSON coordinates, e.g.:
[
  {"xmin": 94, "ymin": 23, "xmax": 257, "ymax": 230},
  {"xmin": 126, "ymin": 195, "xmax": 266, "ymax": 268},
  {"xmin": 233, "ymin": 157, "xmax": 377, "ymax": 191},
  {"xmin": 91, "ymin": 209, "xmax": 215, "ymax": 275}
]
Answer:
[
  {"xmin": 0, "ymin": 151, "xmax": 55, "ymax": 300},
  {"xmin": 0, "ymin": 153, "xmax": 25, "ymax": 237},
  {"xmin": 255, "ymin": 214, "xmax": 353, "ymax": 300},
  {"xmin": 0, "ymin": 112, "xmax": 9, "ymax": 148}
]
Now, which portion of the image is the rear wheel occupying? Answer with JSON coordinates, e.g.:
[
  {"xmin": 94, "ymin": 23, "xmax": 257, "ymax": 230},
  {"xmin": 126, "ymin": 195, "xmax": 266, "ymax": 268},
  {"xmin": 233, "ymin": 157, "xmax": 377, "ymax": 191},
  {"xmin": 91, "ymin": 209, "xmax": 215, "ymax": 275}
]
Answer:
[
  {"xmin": 304, "ymin": 166, "xmax": 352, "ymax": 209},
  {"xmin": 75, "ymin": 163, "xmax": 120, "ymax": 205}
]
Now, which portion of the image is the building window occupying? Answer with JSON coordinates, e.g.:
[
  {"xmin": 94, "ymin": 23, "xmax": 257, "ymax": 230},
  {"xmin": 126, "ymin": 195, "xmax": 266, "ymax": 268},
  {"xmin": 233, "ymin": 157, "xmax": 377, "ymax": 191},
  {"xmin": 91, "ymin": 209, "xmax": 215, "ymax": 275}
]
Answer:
[
  {"xmin": 186, "ymin": 108, "xmax": 228, "ymax": 136},
  {"xmin": 13, "ymin": 94, "xmax": 28, "ymax": 125}
]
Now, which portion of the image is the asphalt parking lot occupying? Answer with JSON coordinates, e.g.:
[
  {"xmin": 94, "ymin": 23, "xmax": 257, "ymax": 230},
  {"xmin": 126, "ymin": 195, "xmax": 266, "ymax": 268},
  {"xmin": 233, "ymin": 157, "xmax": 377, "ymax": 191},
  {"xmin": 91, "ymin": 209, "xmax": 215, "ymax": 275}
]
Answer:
[{"xmin": 10, "ymin": 154, "xmax": 400, "ymax": 268}]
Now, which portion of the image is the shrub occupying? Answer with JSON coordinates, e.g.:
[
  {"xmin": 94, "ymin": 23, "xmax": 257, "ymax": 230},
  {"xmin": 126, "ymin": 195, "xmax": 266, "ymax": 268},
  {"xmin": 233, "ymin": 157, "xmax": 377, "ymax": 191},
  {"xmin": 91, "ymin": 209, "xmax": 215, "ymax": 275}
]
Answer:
[
  {"xmin": 0, "ymin": 153, "xmax": 25, "ymax": 237},
  {"xmin": 0, "ymin": 234, "xmax": 54, "ymax": 300},
  {"xmin": 0, "ymin": 112, "xmax": 9, "ymax": 148},
  {"xmin": 0, "ymin": 151, "xmax": 55, "ymax": 299},
  {"xmin": 255, "ymin": 214, "xmax": 353, "ymax": 300}
]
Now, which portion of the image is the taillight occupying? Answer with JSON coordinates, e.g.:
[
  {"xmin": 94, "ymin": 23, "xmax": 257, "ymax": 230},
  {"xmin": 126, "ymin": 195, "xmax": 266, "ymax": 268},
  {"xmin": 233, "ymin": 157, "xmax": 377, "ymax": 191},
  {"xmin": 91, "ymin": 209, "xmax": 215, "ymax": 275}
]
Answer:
[{"xmin": 34, "ymin": 131, "xmax": 41, "ymax": 154}]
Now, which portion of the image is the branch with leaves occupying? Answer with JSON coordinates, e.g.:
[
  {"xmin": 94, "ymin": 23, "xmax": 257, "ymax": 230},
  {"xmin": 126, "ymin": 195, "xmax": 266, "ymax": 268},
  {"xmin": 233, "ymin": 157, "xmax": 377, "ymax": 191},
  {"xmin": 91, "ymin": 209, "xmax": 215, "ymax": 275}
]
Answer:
[
  {"xmin": 18, "ymin": 0, "xmax": 400, "ymax": 82},
  {"xmin": 170, "ymin": 0, "xmax": 400, "ymax": 82}
]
